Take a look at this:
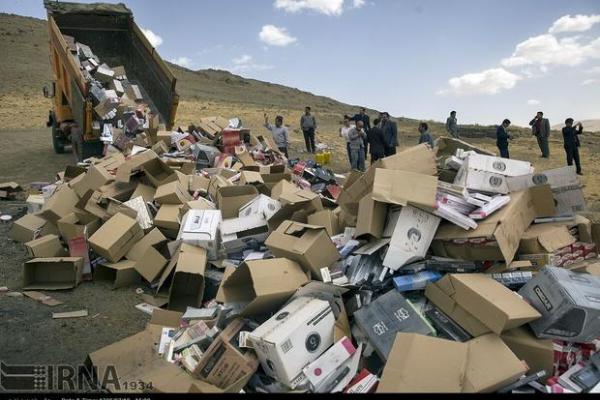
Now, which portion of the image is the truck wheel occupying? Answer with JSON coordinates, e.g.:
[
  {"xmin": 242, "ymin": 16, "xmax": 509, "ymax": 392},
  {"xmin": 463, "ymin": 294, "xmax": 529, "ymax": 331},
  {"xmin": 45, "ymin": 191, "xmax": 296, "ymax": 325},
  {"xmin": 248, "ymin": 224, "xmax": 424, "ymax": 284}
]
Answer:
[{"xmin": 52, "ymin": 124, "xmax": 65, "ymax": 154}]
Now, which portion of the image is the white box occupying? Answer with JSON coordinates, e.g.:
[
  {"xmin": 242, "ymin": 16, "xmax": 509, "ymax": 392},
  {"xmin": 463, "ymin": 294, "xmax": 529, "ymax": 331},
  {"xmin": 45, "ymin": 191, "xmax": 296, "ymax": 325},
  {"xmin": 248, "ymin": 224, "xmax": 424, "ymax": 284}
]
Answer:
[
  {"xmin": 383, "ymin": 205, "xmax": 441, "ymax": 271},
  {"xmin": 238, "ymin": 194, "xmax": 281, "ymax": 221},
  {"xmin": 177, "ymin": 210, "xmax": 222, "ymax": 260},
  {"xmin": 220, "ymin": 215, "xmax": 270, "ymax": 253},
  {"xmin": 466, "ymin": 153, "xmax": 534, "ymax": 177},
  {"xmin": 303, "ymin": 336, "xmax": 356, "ymax": 388},
  {"xmin": 248, "ymin": 297, "xmax": 335, "ymax": 389},
  {"xmin": 454, "ymin": 161, "xmax": 509, "ymax": 195},
  {"xmin": 26, "ymin": 194, "xmax": 45, "ymax": 214}
]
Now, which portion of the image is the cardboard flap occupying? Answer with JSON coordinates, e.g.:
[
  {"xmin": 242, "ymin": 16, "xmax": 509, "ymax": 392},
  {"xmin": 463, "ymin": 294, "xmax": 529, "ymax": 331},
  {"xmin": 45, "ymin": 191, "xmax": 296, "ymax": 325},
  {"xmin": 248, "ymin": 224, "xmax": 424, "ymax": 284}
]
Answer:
[
  {"xmin": 283, "ymin": 221, "xmax": 324, "ymax": 235},
  {"xmin": 149, "ymin": 309, "xmax": 183, "ymax": 328},
  {"xmin": 530, "ymin": 185, "xmax": 556, "ymax": 218},
  {"xmin": 372, "ymin": 169, "xmax": 438, "ymax": 209},
  {"xmin": 526, "ymin": 224, "xmax": 576, "ymax": 252}
]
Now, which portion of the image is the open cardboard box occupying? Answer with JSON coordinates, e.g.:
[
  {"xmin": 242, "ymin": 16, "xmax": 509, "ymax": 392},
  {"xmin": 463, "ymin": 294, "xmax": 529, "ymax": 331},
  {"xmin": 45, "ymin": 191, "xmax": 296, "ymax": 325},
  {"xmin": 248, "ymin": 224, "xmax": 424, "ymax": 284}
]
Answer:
[
  {"xmin": 89, "ymin": 213, "xmax": 144, "ymax": 263},
  {"xmin": 23, "ymin": 257, "xmax": 83, "ymax": 290}
]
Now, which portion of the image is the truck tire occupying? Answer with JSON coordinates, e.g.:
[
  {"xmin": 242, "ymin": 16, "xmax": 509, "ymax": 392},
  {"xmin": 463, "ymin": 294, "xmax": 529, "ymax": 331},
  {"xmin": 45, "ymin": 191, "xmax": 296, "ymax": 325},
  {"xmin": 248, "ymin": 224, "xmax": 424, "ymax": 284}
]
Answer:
[{"xmin": 52, "ymin": 122, "xmax": 65, "ymax": 154}]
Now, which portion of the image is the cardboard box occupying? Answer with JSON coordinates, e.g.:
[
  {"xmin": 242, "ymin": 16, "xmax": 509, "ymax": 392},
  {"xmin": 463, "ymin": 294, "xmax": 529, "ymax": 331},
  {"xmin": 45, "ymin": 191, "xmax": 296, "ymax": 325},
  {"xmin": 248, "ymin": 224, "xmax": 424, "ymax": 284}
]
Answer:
[
  {"xmin": 519, "ymin": 224, "xmax": 577, "ymax": 255},
  {"xmin": 216, "ymin": 186, "xmax": 259, "ymax": 219},
  {"xmin": 192, "ymin": 319, "xmax": 259, "ymax": 389},
  {"xmin": 248, "ymin": 297, "xmax": 335, "ymax": 388},
  {"xmin": 353, "ymin": 194, "xmax": 387, "ymax": 239},
  {"xmin": 71, "ymin": 165, "xmax": 113, "ymax": 198},
  {"xmin": 207, "ymin": 174, "xmax": 232, "ymax": 201},
  {"xmin": 23, "ymin": 257, "xmax": 83, "ymax": 290},
  {"xmin": 238, "ymin": 194, "xmax": 281, "ymax": 221},
  {"xmin": 239, "ymin": 170, "xmax": 263, "ymax": 185},
  {"xmin": 142, "ymin": 158, "xmax": 178, "ymax": 187},
  {"xmin": 308, "ymin": 209, "xmax": 343, "ymax": 237},
  {"xmin": 125, "ymin": 228, "xmax": 167, "ymax": 261},
  {"xmin": 218, "ymin": 258, "xmax": 309, "ymax": 316},
  {"xmin": 354, "ymin": 290, "xmax": 435, "ymax": 361},
  {"xmin": 9, "ymin": 214, "xmax": 58, "ymax": 243},
  {"xmin": 220, "ymin": 215, "xmax": 270, "ymax": 253},
  {"xmin": 189, "ymin": 175, "xmax": 210, "ymax": 194},
  {"xmin": 26, "ymin": 194, "xmax": 45, "ymax": 214},
  {"xmin": 180, "ymin": 198, "xmax": 217, "ymax": 219},
  {"xmin": 154, "ymin": 204, "xmax": 182, "ymax": 232},
  {"xmin": 154, "ymin": 180, "xmax": 192, "ymax": 205},
  {"xmin": 134, "ymin": 241, "xmax": 170, "ymax": 283},
  {"xmin": 425, "ymin": 274, "xmax": 541, "ymax": 336},
  {"xmin": 115, "ymin": 150, "xmax": 158, "ymax": 183},
  {"xmin": 383, "ymin": 205, "xmax": 441, "ymax": 271},
  {"xmin": 168, "ymin": 244, "xmax": 207, "ymax": 311},
  {"xmin": 95, "ymin": 260, "xmax": 141, "ymax": 289},
  {"xmin": 433, "ymin": 186, "xmax": 555, "ymax": 264},
  {"xmin": 372, "ymin": 169, "xmax": 438, "ymax": 210},
  {"xmin": 130, "ymin": 183, "xmax": 156, "ymax": 203},
  {"xmin": 40, "ymin": 185, "xmax": 80, "ymax": 223},
  {"xmin": 57, "ymin": 212, "xmax": 101, "ymax": 242},
  {"xmin": 25, "ymin": 234, "xmax": 67, "ymax": 258},
  {"xmin": 377, "ymin": 333, "xmax": 527, "ymax": 393},
  {"xmin": 517, "ymin": 253, "xmax": 554, "ymax": 269},
  {"xmin": 519, "ymin": 266, "xmax": 600, "ymax": 343},
  {"xmin": 178, "ymin": 210, "xmax": 222, "ymax": 260},
  {"xmin": 501, "ymin": 327, "xmax": 554, "ymax": 378},
  {"xmin": 266, "ymin": 220, "xmax": 340, "ymax": 279},
  {"xmin": 89, "ymin": 213, "xmax": 144, "ymax": 263}
]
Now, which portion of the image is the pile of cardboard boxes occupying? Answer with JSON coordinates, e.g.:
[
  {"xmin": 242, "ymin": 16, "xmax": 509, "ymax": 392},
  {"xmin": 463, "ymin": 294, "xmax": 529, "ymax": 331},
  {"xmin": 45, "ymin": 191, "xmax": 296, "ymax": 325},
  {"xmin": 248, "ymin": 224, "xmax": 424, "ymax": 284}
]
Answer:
[{"xmin": 8, "ymin": 131, "xmax": 600, "ymax": 394}]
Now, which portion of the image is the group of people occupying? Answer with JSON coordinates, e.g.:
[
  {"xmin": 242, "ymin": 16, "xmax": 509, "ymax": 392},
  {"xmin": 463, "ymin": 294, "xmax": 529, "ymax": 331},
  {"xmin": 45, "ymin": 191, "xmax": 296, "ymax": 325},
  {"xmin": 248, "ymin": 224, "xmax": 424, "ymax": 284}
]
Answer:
[
  {"xmin": 264, "ymin": 107, "xmax": 585, "ymax": 176},
  {"xmin": 495, "ymin": 111, "xmax": 584, "ymax": 175}
]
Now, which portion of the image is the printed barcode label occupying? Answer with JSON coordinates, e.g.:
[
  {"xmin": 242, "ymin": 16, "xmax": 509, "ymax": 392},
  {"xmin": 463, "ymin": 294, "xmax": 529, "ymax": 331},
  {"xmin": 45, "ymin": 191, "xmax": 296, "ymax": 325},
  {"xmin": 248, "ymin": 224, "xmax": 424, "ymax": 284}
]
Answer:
[{"xmin": 281, "ymin": 339, "xmax": 293, "ymax": 353}]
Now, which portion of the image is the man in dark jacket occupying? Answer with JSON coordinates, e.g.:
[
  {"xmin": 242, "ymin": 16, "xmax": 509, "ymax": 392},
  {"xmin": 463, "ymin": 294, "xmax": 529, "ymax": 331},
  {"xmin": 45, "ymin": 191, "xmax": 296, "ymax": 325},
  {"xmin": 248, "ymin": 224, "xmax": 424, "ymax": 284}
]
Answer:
[
  {"xmin": 368, "ymin": 118, "xmax": 386, "ymax": 164},
  {"xmin": 352, "ymin": 107, "xmax": 371, "ymax": 159},
  {"xmin": 529, "ymin": 111, "xmax": 551, "ymax": 158},
  {"xmin": 562, "ymin": 118, "xmax": 584, "ymax": 175},
  {"xmin": 379, "ymin": 112, "xmax": 398, "ymax": 156},
  {"xmin": 496, "ymin": 119, "xmax": 512, "ymax": 159}
]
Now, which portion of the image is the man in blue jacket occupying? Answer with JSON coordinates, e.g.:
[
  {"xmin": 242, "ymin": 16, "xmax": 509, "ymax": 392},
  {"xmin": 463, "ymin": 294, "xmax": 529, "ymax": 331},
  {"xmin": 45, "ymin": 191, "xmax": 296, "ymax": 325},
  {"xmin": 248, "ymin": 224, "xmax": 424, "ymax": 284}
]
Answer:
[
  {"xmin": 379, "ymin": 112, "xmax": 398, "ymax": 156},
  {"xmin": 562, "ymin": 118, "xmax": 584, "ymax": 175},
  {"xmin": 496, "ymin": 119, "xmax": 512, "ymax": 159}
]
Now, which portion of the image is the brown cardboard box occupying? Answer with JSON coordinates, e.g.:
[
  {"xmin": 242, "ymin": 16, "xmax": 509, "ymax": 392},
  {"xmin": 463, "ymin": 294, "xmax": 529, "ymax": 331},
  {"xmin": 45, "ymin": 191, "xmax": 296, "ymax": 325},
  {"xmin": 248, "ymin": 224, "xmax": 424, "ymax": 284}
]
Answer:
[
  {"xmin": 354, "ymin": 194, "xmax": 387, "ymax": 239},
  {"xmin": 208, "ymin": 174, "xmax": 233, "ymax": 201},
  {"xmin": 270, "ymin": 179, "xmax": 297, "ymax": 201},
  {"xmin": 40, "ymin": 185, "xmax": 80, "ymax": 223},
  {"xmin": 25, "ymin": 234, "xmax": 67, "ymax": 258},
  {"xmin": 71, "ymin": 165, "xmax": 113, "ymax": 198},
  {"xmin": 89, "ymin": 213, "xmax": 144, "ymax": 263},
  {"xmin": 307, "ymin": 209, "xmax": 342, "ymax": 237},
  {"xmin": 192, "ymin": 319, "xmax": 259, "ymax": 389},
  {"xmin": 189, "ymin": 175, "xmax": 210, "ymax": 194},
  {"xmin": 95, "ymin": 260, "xmax": 141, "ymax": 289},
  {"xmin": 216, "ymin": 186, "xmax": 259, "ymax": 219},
  {"xmin": 265, "ymin": 221, "xmax": 341, "ymax": 279},
  {"xmin": 152, "ymin": 140, "xmax": 170, "ymax": 155},
  {"xmin": 168, "ymin": 244, "xmax": 207, "ymax": 311},
  {"xmin": 142, "ymin": 158, "xmax": 178, "ymax": 188},
  {"xmin": 93, "ymin": 152, "xmax": 126, "ymax": 172},
  {"xmin": 239, "ymin": 171, "xmax": 263, "ymax": 185},
  {"xmin": 131, "ymin": 183, "xmax": 156, "ymax": 203},
  {"xmin": 166, "ymin": 159, "xmax": 195, "ymax": 175},
  {"xmin": 425, "ymin": 274, "xmax": 541, "ymax": 336},
  {"xmin": 433, "ymin": 186, "xmax": 556, "ymax": 264},
  {"xmin": 518, "ymin": 223, "xmax": 576, "ymax": 255},
  {"xmin": 23, "ymin": 257, "xmax": 83, "ymax": 290},
  {"xmin": 218, "ymin": 258, "xmax": 310, "ymax": 316},
  {"xmin": 156, "ymin": 131, "xmax": 172, "ymax": 147},
  {"xmin": 377, "ymin": 333, "xmax": 527, "ymax": 393},
  {"xmin": 154, "ymin": 180, "xmax": 192, "ymax": 205},
  {"xmin": 125, "ymin": 228, "xmax": 167, "ymax": 261},
  {"xmin": 235, "ymin": 147, "xmax": 257, "ymax": 167},
  {"xmin": 98, "ymin": 181, "xmax": 138, "ymax": 202},
  {"xmin": 115, "ymin": 150, "xmax": 158, "ymax": 183},
  {"xmin": 501, "ymin": 327, "xmax": 554, "ymax": 378},
  {"xmin": 179, "ymin": 198, "xmax": 217, "ymax": 219},
  {"xmin": 267, "ymin": 188, "xmax": 323, "ymax": 231},
  {"xmin": 57, "ymin": 212, "xmax": 101, "ymax": 242},
  {"xmin": 9, "ymin": 214, "xmax": 59, "ymax": 243},
  {"xmin": 134, "ymin": 241, "xmax": 171, "ymax": 283},
  {"xmin": 372, "ymin": 169, "xmax": 438, "ymax": 210},
  {"xmin": 154, "ymin": 204, "xmax": 182, "ymax": 232}
]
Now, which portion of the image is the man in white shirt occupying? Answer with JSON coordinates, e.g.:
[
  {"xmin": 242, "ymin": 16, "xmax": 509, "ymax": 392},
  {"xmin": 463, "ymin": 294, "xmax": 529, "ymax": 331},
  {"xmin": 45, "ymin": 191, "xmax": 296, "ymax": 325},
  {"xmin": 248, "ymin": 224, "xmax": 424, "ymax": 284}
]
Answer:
[{"xmin": 339, "ymin": 115, "xmax": 354, "ymax": 168}]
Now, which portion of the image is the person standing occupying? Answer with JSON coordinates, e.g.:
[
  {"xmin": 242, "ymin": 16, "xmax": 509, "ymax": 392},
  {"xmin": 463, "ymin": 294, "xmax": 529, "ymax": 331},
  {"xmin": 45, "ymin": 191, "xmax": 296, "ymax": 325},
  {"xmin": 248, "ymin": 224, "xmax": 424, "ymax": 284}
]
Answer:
[
  {"xmin": 496, "ymin": 119, "xmax": 512, "ymax": 159},
  {"xmin": 367, "ymin": 118, "xmax": 386, "ymax": 164},
  {"xmin": 339, "ymin": 115, "xmax": 354, "ymax": 168},
  {"xmin": 264, "ymin": 113, "xmax": 289, "ymax": 158},
  {"xmin": 352, "ymin": 107, "xmax": 371, "ymax": 158},
  {"xmin": 562, "ymin": 118, "xmax": 584, "ymax": 175},
  {"xmin": 418, "ymin": 122, "xmax": 434, "ymax": 148},
  {"xmin": 300, "ymin": 106, "xmax": 317, "ymax": 154},
  {"xmin": 347, "ymin": 120, "xmax": 367, "ymax": 171},
  {"xmin": 446, "ymin": 111, "xmax": 459, "ymax": 138},
  {"xmin": 379, "ymin": 112, "xmax": 398, "ymax": 156},
  {"xmin": 529, "ymin": 111, "xmax": 551, "ymax": 158}
]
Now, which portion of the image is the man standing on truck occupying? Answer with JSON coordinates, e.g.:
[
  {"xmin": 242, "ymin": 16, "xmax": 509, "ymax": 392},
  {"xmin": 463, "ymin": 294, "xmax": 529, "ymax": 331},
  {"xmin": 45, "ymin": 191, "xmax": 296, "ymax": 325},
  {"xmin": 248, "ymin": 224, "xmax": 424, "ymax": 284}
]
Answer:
[
  {"xmin": 264, "ymin": 113, "xmax": 290, "ymax": 158},
  {"xmin": 300, "ymin": 106, "xmax": 317, "ymax": 154}
]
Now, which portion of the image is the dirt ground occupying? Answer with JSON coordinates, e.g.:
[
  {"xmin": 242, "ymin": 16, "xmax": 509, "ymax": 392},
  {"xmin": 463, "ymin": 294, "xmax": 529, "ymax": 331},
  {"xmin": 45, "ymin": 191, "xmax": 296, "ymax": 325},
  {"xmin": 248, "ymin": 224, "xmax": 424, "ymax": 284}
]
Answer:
[{"xmin": 0, "ymin": 127, "xmax": 599, "ymax": 393}]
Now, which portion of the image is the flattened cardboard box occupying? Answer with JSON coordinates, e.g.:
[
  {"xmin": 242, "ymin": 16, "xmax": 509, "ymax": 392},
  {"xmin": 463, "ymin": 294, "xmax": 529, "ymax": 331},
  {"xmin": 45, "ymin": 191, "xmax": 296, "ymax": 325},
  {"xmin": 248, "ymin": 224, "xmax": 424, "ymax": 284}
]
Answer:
[
  {"xmin": 95, "ymin": 260, "xmax": 141, "ymax": 289},
  {"xmin": 519, "ymin": 223, "xmax": 576, "ymax": 255},
  {"xmin": 23, "ymin": 257, "xmax": 83, "ymax": 290},
  {"xmin": 219, "ymin": 258, "xmax": 310, "ymax": 316},
  {"xmin": 9, "ymin": 214, "xmax": 59, "ymax": 243},
  {"xmin": 89, "ymin": 213, "xmax": 144, "ymax": 263},
  {"xmin": 425, "ymin": 274, "xmax": 540, "ymax": 336},
  {"xmin": 168, "ymin": 245, "xmax": 207, "ymax": 311},
  {"xmin": 25, "ymin": 234, "xmax": 67, "ymax": 258},
  {"xmin": 433, "ymin": 186, "xmax": 555, "ymax": 264},
  {"xmin": 377, "ymin": 333, "xmax": 527, "ymax": 393},
  {"xmin": 266, "ymin": 220, "xmax": 340, "ymax": 280},
  {"xmin": 40, "ymin": 184, "xmax": 80, "ymax": 223}
]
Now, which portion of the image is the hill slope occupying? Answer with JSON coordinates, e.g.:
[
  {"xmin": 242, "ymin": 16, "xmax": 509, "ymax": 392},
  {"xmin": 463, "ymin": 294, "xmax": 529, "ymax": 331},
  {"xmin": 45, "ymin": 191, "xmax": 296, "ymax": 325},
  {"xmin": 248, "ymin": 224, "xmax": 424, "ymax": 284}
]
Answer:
[{"xmin": 553, "ymin": 120, "xmax": 600, "ymax": 133}]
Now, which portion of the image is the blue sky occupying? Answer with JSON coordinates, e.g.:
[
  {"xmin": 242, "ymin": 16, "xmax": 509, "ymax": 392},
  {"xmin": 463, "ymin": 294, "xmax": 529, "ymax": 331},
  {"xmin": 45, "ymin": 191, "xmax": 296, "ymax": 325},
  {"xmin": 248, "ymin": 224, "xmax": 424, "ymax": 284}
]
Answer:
[{"xmin": 2, "ymin": 0, "xmax": 599, "ymax": 126}]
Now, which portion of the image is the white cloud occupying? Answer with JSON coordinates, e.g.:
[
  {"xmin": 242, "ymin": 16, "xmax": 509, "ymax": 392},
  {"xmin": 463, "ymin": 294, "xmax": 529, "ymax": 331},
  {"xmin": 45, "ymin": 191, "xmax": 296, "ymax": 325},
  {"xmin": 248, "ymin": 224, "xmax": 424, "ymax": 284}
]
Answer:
[
  {"xmin": 230, "ymin": 54, "xmax": 274, "ymax": 72},
  {"xmin": 549, "ymin": 14, "xmax": 600, "ymax": 34},
  {"xmin": 141, "ymin": 28, "xmax": 163, "ymax": 47},
  {"xmin": 501, "ymin": 34, "xmax": 600, "ymax": 68},
  {"xmin": 259, "ymin": 25, "xmax": 298, "ymax": 46},
  {"xmin": 582, "ymin": 78, "xmax": 600, "ymax": 86},
  {"xmin": 170, "ymin": 57, "xmax": 193, "ymax": 69},
  {"xmin": 352, "ymin": 0, "xmax": 366, "ymax": 8},
  {"xmin": 233, "ymin": 54, "xmax": 253, "ymax": 65},
  {"xmin": 274, "ymin": 0, "xmax": 345, "ymax": 16},
  {"xmin": 437, "ymin": 68, "xmax": 522, "ymax": 96},
  {"xmin": 527, "ymin": 99, "xmax": 541, "ymax": 106}
]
